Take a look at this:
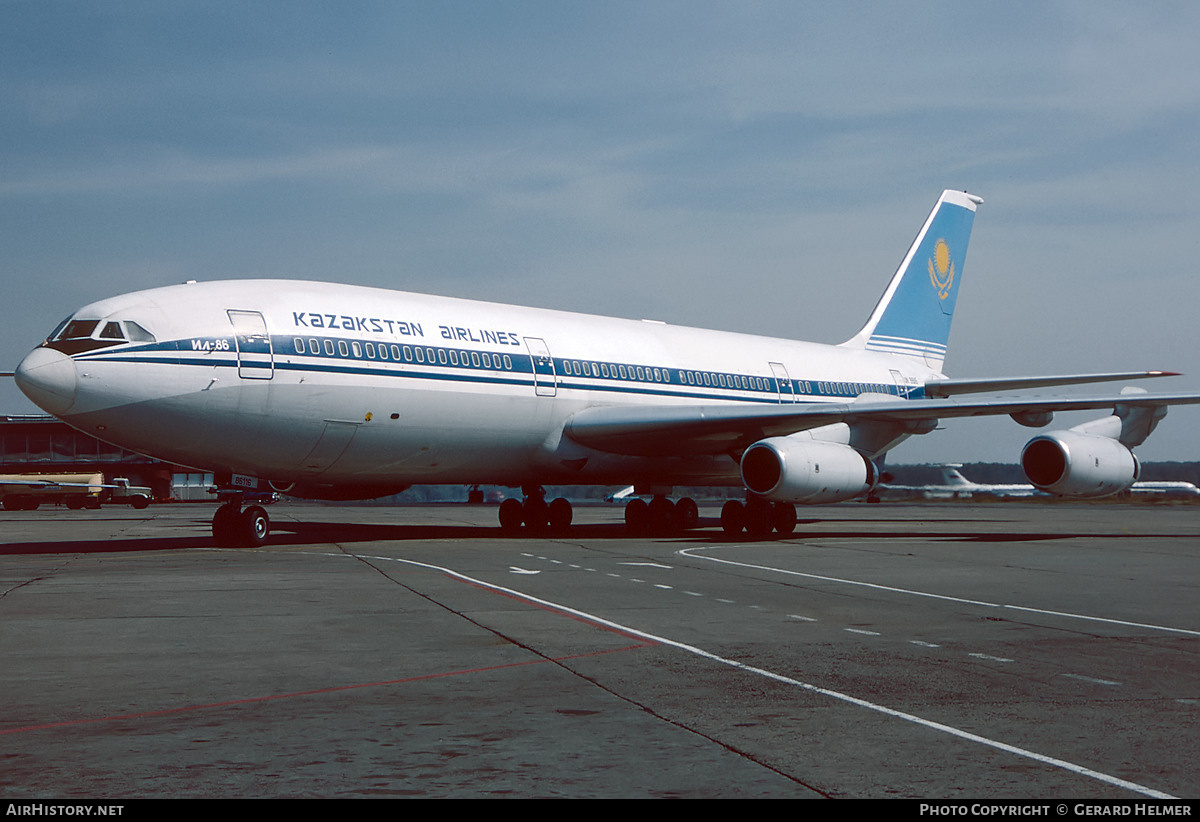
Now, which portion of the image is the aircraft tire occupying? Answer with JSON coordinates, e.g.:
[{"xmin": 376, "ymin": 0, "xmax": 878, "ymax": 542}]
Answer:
[
  {"xmin": 498, "ymin": 498, "xmax": 523, "ymax": 532},
  {"xmin": 720, "ymin": 500, "xmax": 745, "ymax": 536},
  {"xmin": 675, "ymin": 497, "xmax": 699, "ymax": 531},
  {"xmin": 240, "ymin": 505, "xmax": 270, "ymax": 547},
  {"xmin": 547, "ymin": 498, "xmax": 573, "ymax": 533},
  {"xmin": 744, "ymin": 498, "xmax": 774, "ymax": 538},
  {"xmin": 772, "ymin": 502, "xmax": 797, "ymax": 534},
  {"xmin": 212, "ymin": 504, "xmax": 240, "ymax": 547},
  {"xmin": 624, "ymin": 498, "xmax": 648, "ymax": 533},
  {"xmin": 647, "ymin": 496, "xmax": 675, "ymax": 535},
  {"xmin": 522, "ymin": 497, "xmax": 549, "ymax": 533}
]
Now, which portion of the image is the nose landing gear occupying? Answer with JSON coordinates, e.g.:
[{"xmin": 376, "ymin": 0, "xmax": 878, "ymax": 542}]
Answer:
[{"xmin": 211, "ymin": 487, "xmax": 277, "ymax": 548}]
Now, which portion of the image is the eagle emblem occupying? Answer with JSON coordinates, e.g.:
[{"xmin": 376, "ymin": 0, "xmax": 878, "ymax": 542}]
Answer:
[{"xmin": 928, "ymin": 238, "xmax": 954, "ymax": 299}]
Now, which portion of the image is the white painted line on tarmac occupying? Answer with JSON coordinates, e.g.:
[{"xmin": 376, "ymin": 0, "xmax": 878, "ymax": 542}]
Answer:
[
  {"xmin": 1061, "ymin": 673, "xmax": 1121, "ymax": 687},
  {"xmin": 677, "ymin": 547, "xmax": 1200, "ymax": 638},
  {"xmin": 345, "ymin": 550, "xmax": 1176, "ymax": 800}
]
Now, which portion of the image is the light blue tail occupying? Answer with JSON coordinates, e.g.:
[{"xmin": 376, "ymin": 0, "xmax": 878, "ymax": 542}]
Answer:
[{"xmin": 843, "ymin": 190, "xmax": 981, "ymax": 369}]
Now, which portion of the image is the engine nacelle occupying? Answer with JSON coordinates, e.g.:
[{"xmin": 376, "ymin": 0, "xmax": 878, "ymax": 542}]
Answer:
[
  {"xmin": 740, "ymin": 438, "xmax": 875, "ymax": 504},
  {"xmin": 1020, "ymin": 431, "xmax": 1139, "ymax": 498}
]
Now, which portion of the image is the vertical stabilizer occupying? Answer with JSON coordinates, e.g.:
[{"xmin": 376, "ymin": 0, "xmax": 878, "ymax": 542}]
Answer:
[
  {"xmin": 842, "ymin": 190, "xmax": 981, "ymax": 369},
  {"xmin": 938, "ymin": 464, "xmax": 972, "ymax": 487}
]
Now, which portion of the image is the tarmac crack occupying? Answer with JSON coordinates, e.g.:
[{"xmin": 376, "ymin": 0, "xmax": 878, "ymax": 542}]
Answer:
[{"xmin": 341, "ymin": 544, "xmax": 831, "ymax": 796}]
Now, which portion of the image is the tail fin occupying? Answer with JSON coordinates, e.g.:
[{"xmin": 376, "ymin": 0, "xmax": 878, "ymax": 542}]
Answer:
[
  {"xmin": 938, "ymin": 464, "xmax": 972, "ymax": 486},
  {"xmin": 842, "ymin": 190, "xmax": 981, "ymax": 369}
]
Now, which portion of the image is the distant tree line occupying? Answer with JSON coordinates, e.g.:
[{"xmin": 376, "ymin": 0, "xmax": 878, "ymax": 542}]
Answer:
[{"xmin": 313, "ymin": 462, "xmax": 1200, "ymax": 505}]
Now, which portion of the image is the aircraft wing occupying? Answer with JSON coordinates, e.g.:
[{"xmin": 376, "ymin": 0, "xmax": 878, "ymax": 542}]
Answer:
[
  {"xmin": 563, "ymin": 390, "xmax": 1200, "ymax": 456},
  {"xmin": 922, "ymin": 370, "xmax": 1179, "ymax": 398}
]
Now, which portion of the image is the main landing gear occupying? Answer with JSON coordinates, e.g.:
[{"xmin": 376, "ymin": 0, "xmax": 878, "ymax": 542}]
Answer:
[
  {"xmin": 623, "ymin": 495, "xmax": 700, "ymax": 535},
  {"xmin": 211, "ymin": 490, "xmax": 277, "ymax": 548},
  {"xmin": 494, "ymin": 486, "xmax": 794, "ymax": 539},
  {"xmin": 719, "ymin": 497, "xmax": 797, "ymax": 537},
  {"xmin": 498, "ymin": 486, "xmax": 573, "ymax": 534}
]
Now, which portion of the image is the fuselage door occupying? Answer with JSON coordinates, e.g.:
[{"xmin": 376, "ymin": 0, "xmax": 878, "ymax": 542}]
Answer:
[
  {"xmin": 769, "ymin": 362, "xmax": 795, "ymax": 403},
  {"xmin": 227, "ymin": 310, "xmax": 274, "ymax": 380},
  {"xmin": 524, "ymin": 337, "xmax": 556, "ymax": 397}
]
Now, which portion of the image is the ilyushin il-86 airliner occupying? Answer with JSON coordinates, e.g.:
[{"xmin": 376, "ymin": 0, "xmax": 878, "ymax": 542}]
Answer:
[{"xmin": 12, "ymin": 190, "xmax": 1200, "ymax": 547}]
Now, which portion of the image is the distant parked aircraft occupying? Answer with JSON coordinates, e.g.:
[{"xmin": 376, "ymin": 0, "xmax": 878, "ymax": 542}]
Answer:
[{"xmin": 886, "ymin": 464, "xmax": 1200, "ymax": 499}]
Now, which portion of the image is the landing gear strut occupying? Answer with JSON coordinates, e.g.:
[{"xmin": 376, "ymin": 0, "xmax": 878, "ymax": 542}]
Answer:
[{"xmin": 498, "ymin": 486, "xmax": 573, "ymax": 535}]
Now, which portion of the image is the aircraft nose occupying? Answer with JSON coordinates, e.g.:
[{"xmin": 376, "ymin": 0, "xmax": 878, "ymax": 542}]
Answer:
[{"xmin": 15, "ymin": 347, "xmax": 78, "ymax": 416}]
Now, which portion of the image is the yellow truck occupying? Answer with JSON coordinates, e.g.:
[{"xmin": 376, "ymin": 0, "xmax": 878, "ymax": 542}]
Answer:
[{"xmin": 0, "ymin": 473, "xmax": 152, "ymax": 510}]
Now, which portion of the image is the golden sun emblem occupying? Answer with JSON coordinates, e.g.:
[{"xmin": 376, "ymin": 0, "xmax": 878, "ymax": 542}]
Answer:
[{"xmin": 928, "ymin": 238, "xmax": 954, "ymax": 299}]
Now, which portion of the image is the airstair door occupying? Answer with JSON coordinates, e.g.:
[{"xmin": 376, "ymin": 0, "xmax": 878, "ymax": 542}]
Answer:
[
  {"xmin": 227, "ymin": 310, "xmax": 274, "ymax": 380},
  {"xmin": 524, "ymin": 337, "xmax": 557, "ymax": 397},
  {"xmin": 769, "ymin": 362, "xmax": 795, "ymax": 403}
]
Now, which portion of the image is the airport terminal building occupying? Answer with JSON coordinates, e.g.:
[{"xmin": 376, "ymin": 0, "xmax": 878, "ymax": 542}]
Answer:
[{"xmin": 0, "ymin": 414, "xmax": 211, "ymax": 502}]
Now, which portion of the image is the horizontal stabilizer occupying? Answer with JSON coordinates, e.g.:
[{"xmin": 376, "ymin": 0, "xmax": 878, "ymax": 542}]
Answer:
[{"xmin": 923, "ymin": 371, "xmax": 1180, "ymax": 398}]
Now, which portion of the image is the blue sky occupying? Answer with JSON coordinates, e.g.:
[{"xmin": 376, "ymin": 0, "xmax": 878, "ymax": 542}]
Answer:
[{"xmin": 3, "ymin": 1, "xmax": 1200, "ymax": 463}]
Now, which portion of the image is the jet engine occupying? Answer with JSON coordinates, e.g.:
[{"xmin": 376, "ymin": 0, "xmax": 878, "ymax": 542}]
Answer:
[
  {"xmin": 740, "ymin": 437, "xmax": 876, "ymax": 504},
  {"xmin": 1020, "ymin": 431, "xmax": 1139, "ymax": 498}
]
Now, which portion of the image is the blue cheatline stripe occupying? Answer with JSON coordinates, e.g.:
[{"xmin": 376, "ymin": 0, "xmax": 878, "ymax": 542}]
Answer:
[
  {"xmin": 73, "ymin": 335, "xmax": 916, "ymax": 405},
  {"xmin": 865, "ymin": 334, "xmax": 948, "ymax": 359}
]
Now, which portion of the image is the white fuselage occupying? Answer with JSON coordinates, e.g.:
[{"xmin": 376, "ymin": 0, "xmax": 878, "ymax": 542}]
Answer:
[{"xmin": 21, "ymin": 279, "xmax": 941, "ymax": 496}]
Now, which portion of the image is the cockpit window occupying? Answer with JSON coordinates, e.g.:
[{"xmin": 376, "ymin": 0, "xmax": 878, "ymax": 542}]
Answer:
[
  {"xmin": 99, "ymin": 321, "xmax": 125, "ymax": 340},
  {"xmin": 47, "ymin": 317, "xmax": 71, "ymax": 342},
  {"xmin": 57, "ymin": 320, "xmax": 100, "ymax": 340},
  {"xmin": 46, "ymin": 317, "xmax": 156, "ymax": 348},
  {"xmin": 123, "ymin": 321, "xmax": 156, "ymax": 342}
]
